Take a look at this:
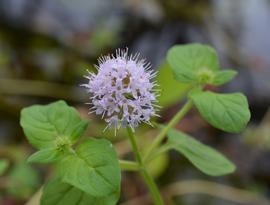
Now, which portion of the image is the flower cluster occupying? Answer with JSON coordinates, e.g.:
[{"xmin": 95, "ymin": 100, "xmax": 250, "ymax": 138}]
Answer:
[{"xmin": 83, "ymin": 49, "xmax": 158, "ymax": 131}]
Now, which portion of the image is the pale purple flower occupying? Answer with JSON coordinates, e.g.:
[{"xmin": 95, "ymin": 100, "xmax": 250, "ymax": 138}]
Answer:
[{"xmin": 83, "ymin": 49, "xmax": 159, "ymax": 132}]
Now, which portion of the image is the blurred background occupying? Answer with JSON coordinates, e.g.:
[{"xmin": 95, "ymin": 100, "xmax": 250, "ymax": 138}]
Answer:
[{"xmin": 0, "ymin": 0, "xmax": 270, "ymax": 204}]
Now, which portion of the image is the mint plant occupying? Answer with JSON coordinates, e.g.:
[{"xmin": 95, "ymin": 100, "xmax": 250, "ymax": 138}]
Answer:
[{"xmin": 20, "ymin": 43, "xmax": 251, "ymax": 205}]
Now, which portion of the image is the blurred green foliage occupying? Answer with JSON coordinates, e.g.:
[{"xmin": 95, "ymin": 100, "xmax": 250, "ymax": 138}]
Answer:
[
  {"xmin": 0, "ymin": 146, "xmax": 41, "ymax": 203},
  {"xmin": 0, "ymin": 159, "xmax": 9, "ymax": 176},
  {"xmin": 156, "ymin": 63, "xmax": 190, "ymax": 108},
  {"xmin": 7, "ymin": 162, "xmax": 40, "ymax": 200}
]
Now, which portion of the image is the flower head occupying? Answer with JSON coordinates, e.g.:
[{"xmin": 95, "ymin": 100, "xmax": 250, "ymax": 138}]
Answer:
[{"xmin": 83, "ymin": 49, "xmax": 159, "ymax": 131}]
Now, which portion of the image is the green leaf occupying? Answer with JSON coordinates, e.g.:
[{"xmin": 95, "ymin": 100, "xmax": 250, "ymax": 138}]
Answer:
[
  {"xmin": 168, "ymin": 129, "xmax": 236, "ymax": 176},
  {"xmin": 190, "ymin": 91, "xmax": 251, "ymax": 133},
  {"xmin": 156, "ymin": 63, "xmax": 191, "ymax": 107},
  {"xmin": 167, "ymin": 43, "xmax": 219, "ymax": 83},
  {"xmin": 212, "ymin": 70, "xmax": 238, "ymax": 85},
  {"xmin": 41, "ymin": 178, "xmax": 119, "ymax": 205},
  {"xmin": 20, "ymin": 100, "xmax": 88, "ymax": 149},
  {"xmin": 70, "ymin": 120, "xmax": 89, "ymax": 143},
  {"xmin": 0, "ymin": 159, "xmax": 9, "ymax": 175},
  {"xmin": 27, "ymin": 148, "xmax": 64, "ymax": 164},
  {"xmin": 58, "ymin": 138, "xmax": 121, "ymax": 197}
]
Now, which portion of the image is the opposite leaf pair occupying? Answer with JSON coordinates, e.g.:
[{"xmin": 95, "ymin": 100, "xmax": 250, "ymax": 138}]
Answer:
[
  {"xmin": 167, "ymin": 44, "xmax": 250, "ymax": 133},
  {"xmin": 167, "ymin": 44, "xmax": 237, "ymax": 85},
  {"xmin": 20, "ymin": 101, "xmax": 121, "ymax": 205}
]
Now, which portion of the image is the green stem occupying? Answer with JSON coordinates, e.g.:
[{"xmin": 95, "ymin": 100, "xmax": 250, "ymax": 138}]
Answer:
[
  {"xmin": 143, "ymin": 100, "xmax": 193, "ymax": 162},
  {"xmin": 119, "ymin": 160, "xmax": 140, "ymax": 171},
  {"xmin": 126, "ymin": 127, "xmax": 164, "ymax": 205}
]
